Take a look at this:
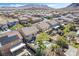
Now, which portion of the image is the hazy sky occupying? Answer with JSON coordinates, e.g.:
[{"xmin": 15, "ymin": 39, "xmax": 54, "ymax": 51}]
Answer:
[
  {"xmin": 0, "ymin": 3, "xmax": 71, "ymax": 8},
  {"xmin": 47, "ymin": 3, "xmax": 71, "ymax": 8}
]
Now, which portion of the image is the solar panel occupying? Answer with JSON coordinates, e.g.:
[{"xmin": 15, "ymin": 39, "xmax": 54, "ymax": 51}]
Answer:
[{"xmin": 0, "ymin": 35, "xmax": 20, "ymax": 45}]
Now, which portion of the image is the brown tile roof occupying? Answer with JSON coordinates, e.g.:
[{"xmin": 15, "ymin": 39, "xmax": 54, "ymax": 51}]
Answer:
[
  {"xmin": 20, "ymin": 26, "xmax": 39, "ymax": 36},
  {"xmin": 31, "ymin": 17, "xmax": 42, "ymax": 22},
  {"xmin": 34, "ymin": 21, "xmax": 50, "ymax": 31},
  {"xmin": 47, "ymin": 20, "xmax": 58, "ymax": 26}
]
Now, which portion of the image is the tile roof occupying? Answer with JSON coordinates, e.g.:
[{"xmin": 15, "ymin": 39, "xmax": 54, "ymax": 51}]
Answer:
[
  {"xmin": 20, "ymin": 26, "xmax": 39, "ymax": 36},
  {"xmin": 34, "ymin": 21, "xmax": 50, "ymax": 31},
  {"xmin": 47, "ymin": 20, "xmax": 58, "ymax": 26}
]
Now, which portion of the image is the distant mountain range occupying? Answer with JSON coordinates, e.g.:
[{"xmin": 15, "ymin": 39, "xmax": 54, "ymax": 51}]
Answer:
[
  {"xmin": 0, "ymin": 4, "xmax": 51, "ymax": 10},
  {"xmin": 1, "ymin": 3, "xmax": 79, "ymax": 10},
  {"xmin": 66, "ymin": 3, "xmax": 79, "ymax": 8},
  {"xmin": 18, "ymin": 4, "xmax": 51, "ymax": 9}
]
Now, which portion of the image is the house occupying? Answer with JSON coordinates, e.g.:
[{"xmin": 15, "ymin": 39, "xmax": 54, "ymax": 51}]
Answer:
[
  {"xmin": 47, "ymin": 20, "xmax": 60, "ymax": 30},
  {"xmin": 73, "ymin": 17, "xmax": 79, "ymax": 30},
  {"xmin": 58, "ymin": 16, "xmax": 73, "ymax": 24},
  {"xmin": 30, "ymin": 17, "xmax": 43, "ymax": 24},
  {"xmin": 52, "ymin": 12, "xmax": 61, "ymax": 18},
  {"xmin": 18, "ymin": 26, "xmax": 39, "ymax": 43},
  {"xmin": 18, "ymin": 15, "xmax": 31, "ymax": 25},
  {"xmin": 0, "ymin": 31, "xmax": 31, "ymax": 56},
  {"xmin": 0, "ymin": 15, "xmax": 8, "ymax": 31},
  {"xmin": 64, "ymin": 45, "xmax": 79, "ymax": 56},
  {"xmin": 65, "ymin": 14, "xmax": 75, "ymax": 19},
  {"xmin": 33, "ymin": 21, "xmax": 50, "ymax": 32},
  {"xmin": 73, "ymin": 12, "xmax": 79, "ymax": 17},
  {"xmin": 7, "ymin": 13, "xmax": 19, "ymax": 18},
  {"xmin": 6, "ymin": 17, "xmax": 19, "ymax": 27}
]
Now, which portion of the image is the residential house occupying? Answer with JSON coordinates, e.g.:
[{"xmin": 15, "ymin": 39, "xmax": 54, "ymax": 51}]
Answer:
[
  {"xmin": 18, "ymin": 26, "xmax": 39, "ymax": 43},
  {"xmin": 47, "ymin": 20, "xmax": 60, "ymax": 30},
  {"xmin": 30, "ymin": 17, "xmax": 43, "ymax": 24},
  {"xmin": 6, "ymin": 13, "xmax": 19, "ymax": 18},
  {"xmin": 18, "ymin": 15, "xmax": 31, "ymax": 25},
  {"xmin": 6, "ymin": 17, "xmax": 19, "ymax": 27},
  {"xmin": 0, "ymin": 31, "xmax": 31, "ymax": 56},
  {"xmin": 73, "ymin": 12, "xmax": 79, "ymax": 17},
  {"xmin": 73, "ymin": 17, "xmax": 79, "ymax": 30},
  {"xmin": 58, "ymin": 16, "xmax": 73, "ymax": 25},
  {"xmin": 0, "ymin": 16, "xmax": 8, "ymax": 31},
  {"xmin": 65, "ymin": 14, "xmax": 75, "ymax": 19},
  {"xmin": 33, "ymin": 21, "xmax": 50, "ymax": 32},
  {"xmin": 52, "ymin": 12, "xmax": 61, "ymax": 18}
]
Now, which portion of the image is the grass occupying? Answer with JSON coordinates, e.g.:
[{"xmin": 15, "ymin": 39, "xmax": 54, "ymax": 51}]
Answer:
[{"xmin": 10, "ymin": 24, "xmax": 24, "ymax": 30}]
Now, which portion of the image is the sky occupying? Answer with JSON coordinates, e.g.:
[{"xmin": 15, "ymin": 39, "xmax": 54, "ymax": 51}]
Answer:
[
  {"xmin": 47, "ymin": 3, "xmax": 71, "ymax": 8},
  {"xmin": 0, "ymin": 3, "xmax": 71, "ymax": 8}
]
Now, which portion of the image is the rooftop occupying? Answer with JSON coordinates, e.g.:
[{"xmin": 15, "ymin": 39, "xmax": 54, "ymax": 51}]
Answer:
[{"xmin": 20, "ymin": 26, "xmax": 39, "ymax": 36}]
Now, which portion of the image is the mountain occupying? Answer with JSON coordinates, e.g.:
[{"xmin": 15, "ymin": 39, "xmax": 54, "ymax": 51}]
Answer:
[
  {"xmin": 17, "ymin": 4, "xmax": 51, "ymax": 10},
  {"xmin": 0, "ymin": 3, "xmax": 52, "ymax": 10},
  {"xmin": 66, "ymin": 3, "xmax": 79, "ymax": 8}
]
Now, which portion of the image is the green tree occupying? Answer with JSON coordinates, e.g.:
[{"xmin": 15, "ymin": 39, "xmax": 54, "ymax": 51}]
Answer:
[
  {"xmin": 56, "ymin": 36, "xmax": 68, "ymax": 48},
  {"xmin": 35, "ymin": 47, "xmax": 45, "ymax": 56},
  {"xmin": 51, "ymin": 44, "xmax": 60, "ymax": 51},
  {"xmin": 51, "ymin": 44, "xmax": 60, "ymax": 55},
  {"xmin": 35, "ymin": 32, "xmax": 50, "ymax": 55},
  {"xmin": 36, "ymin": 32, "xmax": 50, "ymax": 42},
  {"xmin": 63, "ymin": 23, "xmax": 75, "ymax": 35}
]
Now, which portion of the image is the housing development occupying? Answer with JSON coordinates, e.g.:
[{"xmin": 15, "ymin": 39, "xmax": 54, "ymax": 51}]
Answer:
[{"xmin": 0, "ymin": 3, "xmax": 79, "ymax": 56}]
